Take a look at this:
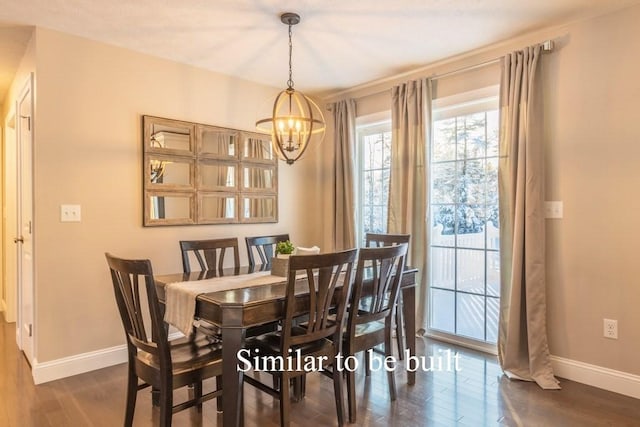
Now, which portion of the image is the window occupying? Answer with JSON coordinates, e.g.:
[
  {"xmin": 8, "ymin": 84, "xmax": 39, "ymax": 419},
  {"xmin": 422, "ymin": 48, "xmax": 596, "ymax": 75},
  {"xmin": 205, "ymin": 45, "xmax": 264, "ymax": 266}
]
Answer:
[
  {"xmin": 428, "ymin": 86, "xmax": 500, "ymax": 346},
  {"xmin": 356, "ymin": 118, "xmax": 392, "ymax": 246}
]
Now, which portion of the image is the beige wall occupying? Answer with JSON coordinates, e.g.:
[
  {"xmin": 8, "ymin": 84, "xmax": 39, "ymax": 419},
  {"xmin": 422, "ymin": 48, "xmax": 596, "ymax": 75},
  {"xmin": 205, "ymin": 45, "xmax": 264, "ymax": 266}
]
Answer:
[
  {"xmin": 542, "ymin": 5, "xmax": 640, "ymax": 376},
  {"xmin": 32, "ymin": 28, "xmax": 319, "ymax": 362},
  {"xmin": 321, "ymin": 5, "xmax": 640, "ymax": 376}
]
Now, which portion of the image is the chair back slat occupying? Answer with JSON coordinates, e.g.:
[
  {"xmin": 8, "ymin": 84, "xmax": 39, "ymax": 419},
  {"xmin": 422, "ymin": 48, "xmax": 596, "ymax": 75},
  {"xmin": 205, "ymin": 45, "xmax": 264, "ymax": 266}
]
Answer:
[
  {"xmin": 180, "ymin": 238, "xmax": 240, "ymax": 273},
  {"xmin": 105, "ymin": 253, "xmax": 169, "ymax": 363},
  {"xmin": 364, "ymin": 233, "xmax": 411, "ymax": 251},
  {"xmin": 245, "ymin": 234, "xmax": 290, "ymax": 267},
  {"xmin": 282, "ymin": 250, "xmax": 357, "ymax": 351},
  {"xmin": 365, "ymin": 232, "xmax": 411, "ymax": 248},
  {"xmin": 349, "ymin": 244, "xmax": 408, "ymax": 330}
]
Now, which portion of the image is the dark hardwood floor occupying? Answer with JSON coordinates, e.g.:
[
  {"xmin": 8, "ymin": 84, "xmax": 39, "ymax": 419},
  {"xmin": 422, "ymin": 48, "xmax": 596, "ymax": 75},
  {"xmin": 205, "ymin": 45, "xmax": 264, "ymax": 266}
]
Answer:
[{"xmin": 1, "ymin": 320, "xmax": 639, "ymax": 426}]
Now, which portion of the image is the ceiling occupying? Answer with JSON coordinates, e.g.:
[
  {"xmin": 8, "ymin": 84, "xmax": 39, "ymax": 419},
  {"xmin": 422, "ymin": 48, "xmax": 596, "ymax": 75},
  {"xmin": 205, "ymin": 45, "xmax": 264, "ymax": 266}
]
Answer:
[{"xmin": 1, "ymin": 0, "xmax": 639, "ymax": 103}]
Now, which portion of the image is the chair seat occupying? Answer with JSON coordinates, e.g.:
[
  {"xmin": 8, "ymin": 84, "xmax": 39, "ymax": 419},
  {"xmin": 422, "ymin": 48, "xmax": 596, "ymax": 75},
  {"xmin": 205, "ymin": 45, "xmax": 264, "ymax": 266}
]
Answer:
[{"xmin": 137, "ymin": 334, "xmax": 223, "ymax": 375}]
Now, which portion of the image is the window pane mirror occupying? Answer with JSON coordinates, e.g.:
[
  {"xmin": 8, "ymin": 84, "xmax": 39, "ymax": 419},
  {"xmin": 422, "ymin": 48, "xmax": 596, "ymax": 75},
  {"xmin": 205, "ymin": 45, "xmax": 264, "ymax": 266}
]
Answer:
[
  {"xmin": 242, "ymin": 165, "xmax": 275, "ymax": 191},
  {"xmin": 143, "ymin": 115, "xmax": 277, "ymax": 226},
  {"xmin": 146, "ymin": 193, "xmax": 195, "ymax": 225},
  {"xmin": 242, "ymin": 135, "xmax": 274, "ymax": 162},
  {"xmin": 242, "ymin": 196, "xmax": 277, "ymax": 223},
  {"xmin": 199, "ymin": 125, "xmax": 238, "ymax": 159},
  {"xmin": 200, "ymin": 162, "xmax": 236, "ymax": 191},
  {"xmin": 199, "ymin": 194, "xmax": 237, "ymax": 223},
  {"xmin": 146, "ymin": 156, "xmax": 193, "ymax": 187}
]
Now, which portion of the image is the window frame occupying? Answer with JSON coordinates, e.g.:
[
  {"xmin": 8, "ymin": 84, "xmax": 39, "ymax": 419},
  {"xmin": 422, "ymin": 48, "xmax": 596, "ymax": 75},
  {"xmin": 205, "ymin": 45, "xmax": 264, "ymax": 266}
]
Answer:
[
  {"xmin": 355, "ymin": 112, "xmax": 392, "ymax": 247},
  {"xmin": 426, "ymin": 85, "xmax": 501, "ymax": 355}
]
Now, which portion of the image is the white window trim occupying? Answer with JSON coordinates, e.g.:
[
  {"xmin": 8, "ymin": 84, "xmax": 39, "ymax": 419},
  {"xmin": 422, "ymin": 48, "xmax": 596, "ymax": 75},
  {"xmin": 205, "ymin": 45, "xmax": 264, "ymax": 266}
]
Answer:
[
  {"xmin": 355, "ymin": 112, "xmax": 391, "ymax": 246},
  {"xmin": 428, "ymin": 85, "xmax": 501, "ymax": 352}
]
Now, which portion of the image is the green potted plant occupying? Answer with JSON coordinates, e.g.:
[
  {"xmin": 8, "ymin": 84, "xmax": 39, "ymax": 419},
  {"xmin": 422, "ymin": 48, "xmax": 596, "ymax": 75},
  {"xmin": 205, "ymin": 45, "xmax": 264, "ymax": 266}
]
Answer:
[
  {"xmin": 275, "ymin": 241, "xmax": 295, "ymax": 258},
  {"xmin": 272, "ymin": 240, "xmax": 294, "ymax": 276}
]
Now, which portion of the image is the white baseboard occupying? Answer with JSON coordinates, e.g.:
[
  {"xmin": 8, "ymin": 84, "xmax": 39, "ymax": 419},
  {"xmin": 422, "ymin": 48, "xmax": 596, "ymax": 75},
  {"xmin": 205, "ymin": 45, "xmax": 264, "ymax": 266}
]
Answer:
[
  {"xmin": 32, "ymin": 332, "xmax": 184, "ymax": 385},
  {"xmin": 32, "ymin": 344, "xmax": 128, "ymax": 385},
  {"xmin": 551, "ymin": 355, "xmax": 640, "ymax": 399}
]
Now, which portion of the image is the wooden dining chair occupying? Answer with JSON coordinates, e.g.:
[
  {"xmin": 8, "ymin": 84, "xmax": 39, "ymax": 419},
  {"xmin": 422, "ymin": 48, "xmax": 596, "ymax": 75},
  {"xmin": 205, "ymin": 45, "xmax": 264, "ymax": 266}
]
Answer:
[
  {"xmin": 105, "ymin": 253, "xmax": 223, "ymax": 427},
  {"xmin": 364, "ymin": 232, "xmax": 411, "ymax": 359},
  {"xmin": 245, "ymin": 234, "xmax": 290, "ymax": 267},
  {"xmin": 179, "ymin": 238, "xmax": 240, "ymax": 355},
  {"xmin": 243, "ymin": 249, "xmax": 357, "ymax": 427},
  {"xmin": 179, "ymin": 237, "xmax": 240, "ymax": 273},
  {"xmin": 343, "ymin": 243, "xmax": 408, "ymax": 423}
]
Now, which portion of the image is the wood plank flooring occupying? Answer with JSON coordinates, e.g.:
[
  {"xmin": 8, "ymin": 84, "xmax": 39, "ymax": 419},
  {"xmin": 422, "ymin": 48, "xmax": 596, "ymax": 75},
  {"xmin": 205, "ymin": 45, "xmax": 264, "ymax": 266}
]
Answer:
[{"xmin": 1, "ymin": 320, "xmax": 639, "ymax": 426}]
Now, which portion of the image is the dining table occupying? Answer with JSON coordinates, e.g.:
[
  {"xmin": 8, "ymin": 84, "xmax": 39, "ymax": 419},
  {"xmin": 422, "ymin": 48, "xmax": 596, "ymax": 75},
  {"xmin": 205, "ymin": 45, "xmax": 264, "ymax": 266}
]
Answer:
[{"xmin": 155, "ymin": 264, "xmax": 417, "ymax": 427}]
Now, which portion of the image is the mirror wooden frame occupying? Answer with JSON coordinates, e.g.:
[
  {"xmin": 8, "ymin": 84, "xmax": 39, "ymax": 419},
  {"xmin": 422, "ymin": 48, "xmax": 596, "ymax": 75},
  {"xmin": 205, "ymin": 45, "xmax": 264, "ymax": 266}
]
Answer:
[{"xmin": 143, "ymin": 115, "xmax": 278, "ymax": 226}]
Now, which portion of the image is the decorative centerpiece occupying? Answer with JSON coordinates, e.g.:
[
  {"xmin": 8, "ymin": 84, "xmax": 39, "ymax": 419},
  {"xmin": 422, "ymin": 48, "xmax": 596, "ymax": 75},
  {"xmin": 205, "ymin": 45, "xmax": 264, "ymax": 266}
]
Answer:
[{"xmin": 271, "ymin": 240, "xmax": 295, "ymax": 276}]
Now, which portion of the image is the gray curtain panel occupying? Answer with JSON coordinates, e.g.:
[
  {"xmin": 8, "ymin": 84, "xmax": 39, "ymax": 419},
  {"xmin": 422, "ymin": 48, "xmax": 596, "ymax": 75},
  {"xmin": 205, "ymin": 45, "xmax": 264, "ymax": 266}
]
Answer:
[
  {"xmin": 498, "ymin": 44, "xmax": 559, "ymax": 389},
  {"xmin": 389, "ymin": 79, "xmax": 431, "ymax": 332},
  {"xmin": 332, "ymin": 99, "xmax": 357, "ymax": 250}
]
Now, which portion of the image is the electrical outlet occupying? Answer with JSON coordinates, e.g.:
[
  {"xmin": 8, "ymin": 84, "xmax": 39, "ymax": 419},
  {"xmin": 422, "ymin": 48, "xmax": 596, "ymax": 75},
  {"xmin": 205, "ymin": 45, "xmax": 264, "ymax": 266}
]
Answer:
[
  {"xmin": 544, "ymin": 201, "xmax": 563, "ymax": 219},
  {"xmin": 603, "ymin": 319, "xmax": 618, "ymax": 339}
]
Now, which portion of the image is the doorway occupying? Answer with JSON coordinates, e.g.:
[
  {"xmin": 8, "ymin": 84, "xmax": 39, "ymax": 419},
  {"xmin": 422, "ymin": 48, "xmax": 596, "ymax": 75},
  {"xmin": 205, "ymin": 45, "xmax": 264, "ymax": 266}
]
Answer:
[{"xmin": 12, "ymin": 74, "xmax": 35, "ymax": 365}]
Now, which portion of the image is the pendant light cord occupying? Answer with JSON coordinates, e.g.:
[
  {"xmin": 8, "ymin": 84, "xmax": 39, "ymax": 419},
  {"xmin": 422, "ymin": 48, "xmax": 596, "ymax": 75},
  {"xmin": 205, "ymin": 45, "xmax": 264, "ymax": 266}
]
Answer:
[{"xmin": 287, "ymin": 23, "xmax": 294, "ymax": 90}]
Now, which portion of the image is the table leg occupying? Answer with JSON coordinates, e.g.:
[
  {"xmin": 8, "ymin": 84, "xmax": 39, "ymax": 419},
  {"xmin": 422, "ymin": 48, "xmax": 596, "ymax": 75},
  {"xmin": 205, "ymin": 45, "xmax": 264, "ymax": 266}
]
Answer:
[
  {"xmin": 222, "ymin": 324, "xmax": 245, "ymax": 427},
  {"xmin": 402, "ymin": 285, "xmax": 416, "ymax": 385}
]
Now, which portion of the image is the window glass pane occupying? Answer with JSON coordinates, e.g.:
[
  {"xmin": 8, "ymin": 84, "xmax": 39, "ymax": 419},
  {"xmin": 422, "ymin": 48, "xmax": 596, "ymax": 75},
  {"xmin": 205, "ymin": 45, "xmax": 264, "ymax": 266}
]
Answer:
[
  {"xmin": 486, "ymin": 158, "xmax": 499, "ymax": 205},
  {"xmin": 456, "ymin": 204, "xmax": 485, "ymax": 243},
  {"xmin": 433, "ymin": 118, "xmax": 457, "ymax": 162},
  {"xmin": 432, "ymin": 163, "xmax": 456, "ymax": 204},
  {"xmin": 463, "ymin": 112, "xmax": 487, "ymax": 159},
  {"xmin": 431, "ymin": 247, "xmax": 455, "ymax": 289},
  {"xmin": 431, "ymin": 205, "xmax": 455, "ymax": 246},
  {"xmin": 486, "ymin": 297, "xmax": 499, "ymax": 343},
  {"xmin": 430, "ymin": 288, "xmax": 455, "ymax": 334},
  {"xmin": 457, "ymin": 293, "xmax": 485, "ymax": 341},
  {"xmin": 373, "ymin": 207, "xmax": 386, "ymax": 234},
  {"xmin": 457, "ymin": 249, "xmax": 485, "ymax": 294},
  {"xmin": 357, "ymin": 123, "xmax": 392, "ymax": 242},
  {"xmin": 487, "ymin": 212, "xmax": 500, "ymax": 250},
  {"xmin": 457, "ymin": 160, "xmax": 485, "ymax": 205},
  {"xmin": 486, "ymin": 251, "xmax": 500, "ymax": 297},
  {"xmin": 486, "ymin": 110, "xmax": 499, "ymax": 157}
]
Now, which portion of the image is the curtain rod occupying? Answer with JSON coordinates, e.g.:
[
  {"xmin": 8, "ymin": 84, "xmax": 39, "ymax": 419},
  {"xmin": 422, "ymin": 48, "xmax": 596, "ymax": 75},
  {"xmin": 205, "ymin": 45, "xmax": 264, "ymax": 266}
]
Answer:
[
  {"xmin": 430, "ymin": 40, "xmax": 554, "ymax": 81},
  {"xmin": 326, "ymin": 39, "xmax": 554, "ymax": 104}
]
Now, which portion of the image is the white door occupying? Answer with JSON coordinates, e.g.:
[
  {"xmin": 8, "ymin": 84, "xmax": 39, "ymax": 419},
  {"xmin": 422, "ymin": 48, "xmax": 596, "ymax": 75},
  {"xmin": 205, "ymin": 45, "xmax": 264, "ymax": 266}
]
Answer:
[
  {"xmin": 2, "ymin": 110, "xmax": 18, "ymax": 324},
  {"xmin": 16, "ymin": 75, "xmax": 34, "ymax": 364}
]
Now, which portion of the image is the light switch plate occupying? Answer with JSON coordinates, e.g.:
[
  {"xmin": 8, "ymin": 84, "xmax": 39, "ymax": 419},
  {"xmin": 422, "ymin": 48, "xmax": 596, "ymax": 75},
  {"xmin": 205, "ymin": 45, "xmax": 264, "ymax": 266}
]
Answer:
[
  {"xmin": 60, "ymin": 204, "xmax": 81, "ymax": 222},
  {"xmin": 544, "ymin": 201, "xmax": 563, "ymax": 219}
]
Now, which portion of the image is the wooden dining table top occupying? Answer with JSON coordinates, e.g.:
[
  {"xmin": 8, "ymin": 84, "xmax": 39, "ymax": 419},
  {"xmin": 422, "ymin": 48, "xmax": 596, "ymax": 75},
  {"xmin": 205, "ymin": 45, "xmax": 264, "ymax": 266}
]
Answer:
[{"xmin": 155, "ymin": 265, "xmax": 417, "ymax": 327}]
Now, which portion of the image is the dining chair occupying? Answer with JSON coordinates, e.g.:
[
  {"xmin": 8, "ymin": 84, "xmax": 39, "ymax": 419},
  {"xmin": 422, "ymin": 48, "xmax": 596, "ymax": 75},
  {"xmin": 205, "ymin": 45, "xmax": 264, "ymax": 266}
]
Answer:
[
  {"xmin": 179, "ymin": 237, "xmax": 240, "ymax": 273},
  {"xmin": 243, "ymin": 249, "xmax": 357, "ymax": 427},
  {"xmin": 105, "ymin": 253, "xmax": 223, "ymax": 427},
  {"xmin": 179, "ymin": 238, "xmax": 240, "ymax": 377},
  {"xmin": 343, "ymin": 243, "xmax": 408, "ymax": 423},
  {"xmin": 364, "ymin": 232, "xmax": 411, "ymax": 359},
  {"xmin": 245, "ymin": 234, "xmax": 290, "ymax": 267}
]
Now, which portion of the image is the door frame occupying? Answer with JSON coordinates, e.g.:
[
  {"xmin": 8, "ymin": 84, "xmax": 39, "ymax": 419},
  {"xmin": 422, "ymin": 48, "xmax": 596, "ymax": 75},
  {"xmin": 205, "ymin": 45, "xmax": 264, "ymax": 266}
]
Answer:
[{"xmin": 15, "ymin": 73, "xmax": 35, "ymax": 363}]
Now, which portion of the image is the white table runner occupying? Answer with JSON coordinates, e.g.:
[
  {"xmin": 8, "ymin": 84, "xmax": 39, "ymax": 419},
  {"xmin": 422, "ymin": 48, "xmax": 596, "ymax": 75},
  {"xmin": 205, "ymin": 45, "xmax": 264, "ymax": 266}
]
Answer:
[{"xmin": 164, "ymin": 271, "xmax": 287, "ymax": 335}]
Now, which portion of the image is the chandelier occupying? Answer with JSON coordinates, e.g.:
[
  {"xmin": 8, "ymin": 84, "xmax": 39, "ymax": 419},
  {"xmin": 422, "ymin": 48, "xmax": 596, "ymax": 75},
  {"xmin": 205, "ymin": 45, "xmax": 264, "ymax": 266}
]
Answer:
[{"xmin": 256, "ymin": 12, "xmax": 325, "ymax": 165}]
